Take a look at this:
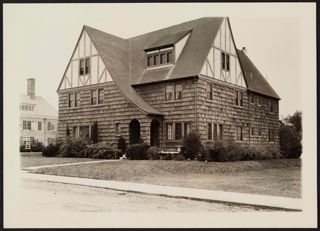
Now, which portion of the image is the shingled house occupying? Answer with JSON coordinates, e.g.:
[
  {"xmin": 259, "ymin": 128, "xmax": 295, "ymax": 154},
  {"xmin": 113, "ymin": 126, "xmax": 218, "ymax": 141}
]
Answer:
[{"xmin": 57, "ymin": 17, "xmax": 280, "ymax": 150}]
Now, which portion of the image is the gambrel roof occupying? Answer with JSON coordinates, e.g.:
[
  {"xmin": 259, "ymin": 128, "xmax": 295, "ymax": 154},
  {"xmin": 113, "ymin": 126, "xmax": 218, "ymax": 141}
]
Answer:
[{"xmin": 61, "ymin": 17, "xmax": 280, "ymax": 115}]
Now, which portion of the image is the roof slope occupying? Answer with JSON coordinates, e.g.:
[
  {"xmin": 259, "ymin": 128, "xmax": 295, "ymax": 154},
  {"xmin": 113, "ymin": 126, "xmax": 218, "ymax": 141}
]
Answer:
[
  {"xmin": 130, "ymin": 17, "xmax": 224, "ymax": 86},
  {"xmin": 20, "ymin": 95, "xmax": 58, "ymax": 119},
  {"xmin": 237, "ymin": 49, "xmax": 280, "ymax": 99},
  {"xmin": 84, "ymin": 26, "xmax": 162, "ymax": 115}
]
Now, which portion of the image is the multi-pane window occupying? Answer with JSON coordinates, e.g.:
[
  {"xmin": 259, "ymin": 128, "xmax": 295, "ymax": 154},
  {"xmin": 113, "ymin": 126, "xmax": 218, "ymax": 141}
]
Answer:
[
  {"xmin": 23, "ymin": 120, "xmax": 31, "ymax": 130},
  {"xmin": 175, "ymin": 123, "xmax": 182, "ymax": 140},
  {"xmin": 20, "ymin": 104, "xmax": 34, "ymax": 111},
  {"xmin": 235, "ymin": 90, "xmax": 243, "ymax": 106},
  {"xmin": 38, "ymin": 122, "xmax": 42, "ymax": 131},
  {"xmin": 221, "ymin": 52, "xmax": 230, "ymax": 71},
  {"xmin": 80, "ymin": 126, "xmax": 90, "ymax": 139},
  {"xmin": 236, "ymin": 126, "xmax": 243, "ymax": 141},
  {"xmin": 98, "ymin": 89, "xmax": 104, "ymax": 104},
  {"xmin": 166, "ymin": 123, "xmax": 173, "ymax": 140},
  {"xmin": 68, "ymin": 93, "xmax": 74, "ymax": 108},
  {"xmin": 207, "ymin": 83, "xmax": 213, "ymax": 100},
  {"xmin": 166, "ymin": 83, "xmax": 183, "ymax": 101},
  {"xmin": 79, "ymin": 58, "xmax": 90, "ymax": 75},
  {"xmin": 75, "ymin": 92, "xmax": 80, "ymax": 107},
  {"xmin": 91, "ymin": 90, "xmax": 97, "ymax": 105},
  {"xmin": 208, "ymin": 123, "xmax": 223, "ymax": 141},
  {"xmin": 165, "ymin": 85, "xmax": 173, "ymax": 101},
  {"xmin": 146, "ymin": 49, "xmax": 174, "ymax": 67},
  {"xmin": 269, "ymin": 129, "xmax": 275, "ymax": 142},
  {"xmin": 174, "ymin": 84, "xmax": 182, "ymax": 100}
]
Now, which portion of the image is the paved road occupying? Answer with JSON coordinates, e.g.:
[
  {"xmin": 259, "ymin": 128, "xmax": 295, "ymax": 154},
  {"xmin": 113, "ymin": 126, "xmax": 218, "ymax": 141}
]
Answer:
[{"xmin": 18, "ymin": 178, "xmax": 274, "ymax": 213}]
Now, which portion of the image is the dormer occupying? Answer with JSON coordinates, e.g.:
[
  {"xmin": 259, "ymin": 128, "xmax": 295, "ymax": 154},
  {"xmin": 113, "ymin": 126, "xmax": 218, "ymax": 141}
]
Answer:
[{"xmin": 144, "ymin": 30, "xmax": 191, "ymax": 69}]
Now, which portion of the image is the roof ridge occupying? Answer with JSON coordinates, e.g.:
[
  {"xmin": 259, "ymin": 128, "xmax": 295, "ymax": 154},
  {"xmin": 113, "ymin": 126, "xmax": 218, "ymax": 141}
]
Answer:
[{"xmin": 128, "ymin": 17, "xmax": 224, "ymax": 40}]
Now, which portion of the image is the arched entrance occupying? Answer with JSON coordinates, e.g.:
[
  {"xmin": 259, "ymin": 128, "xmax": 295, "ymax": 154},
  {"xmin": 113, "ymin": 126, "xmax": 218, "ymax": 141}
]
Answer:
[
  {"xmin": 150, "ymin": 119, "xmax": 160, "ymax": 147},
  {"xmin": 129, "ymin": 119, "xmax": 140, "ymax": 145}
]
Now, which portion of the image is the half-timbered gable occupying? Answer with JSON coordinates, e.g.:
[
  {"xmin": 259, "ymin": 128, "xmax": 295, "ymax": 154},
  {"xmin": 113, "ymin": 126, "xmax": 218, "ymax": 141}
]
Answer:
[{"xmin": 57, "ymin": 17, "xmax": 280, "ymax": 150}]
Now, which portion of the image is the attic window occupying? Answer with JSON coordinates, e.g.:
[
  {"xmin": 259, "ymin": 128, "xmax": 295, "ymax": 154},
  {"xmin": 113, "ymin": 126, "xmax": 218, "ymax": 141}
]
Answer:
[
  {"xmin": 146, "ymin": 48, "xmax": 174, "ymax": 68},
  {"xmin": 221, "ymin": 52, "xmax": 230, "ymax": 71},
  {"xmin": 79, "ymin": 58, "xmax": 90, "ymax": 75}
]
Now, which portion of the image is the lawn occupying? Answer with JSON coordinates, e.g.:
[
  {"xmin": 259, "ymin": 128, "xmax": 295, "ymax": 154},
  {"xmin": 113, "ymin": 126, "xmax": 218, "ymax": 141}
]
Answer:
[
  {"xmin": 32, "ymin": 158, "xmax": 301, "ymax": 198},
  {"xmin": 20, "ymin": 152, "xmax": 99, "ymax": 168}
]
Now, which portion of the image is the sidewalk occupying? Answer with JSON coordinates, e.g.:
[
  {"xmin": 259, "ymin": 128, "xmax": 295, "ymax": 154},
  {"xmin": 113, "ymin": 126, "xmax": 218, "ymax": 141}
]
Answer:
[{"xmin": 21, "ymin": 170, "xmax": 302, "ymax": 211}]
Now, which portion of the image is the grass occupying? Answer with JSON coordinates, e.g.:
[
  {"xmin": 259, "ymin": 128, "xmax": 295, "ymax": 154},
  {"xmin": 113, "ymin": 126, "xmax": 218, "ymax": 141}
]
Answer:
[
  {"xmin": 20, "ymin": 152, "xmax": 99, "ymax": 168},
  {"xmin": 31, "ymin": 158, "xmax": 301, "ymax": 198}
]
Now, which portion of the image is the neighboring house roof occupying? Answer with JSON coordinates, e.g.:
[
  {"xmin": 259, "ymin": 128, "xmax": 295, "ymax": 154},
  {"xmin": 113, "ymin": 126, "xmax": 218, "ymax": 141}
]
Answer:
[
  {"xmin": 85, "ymin": 26, "xmax": 163, "ymax": 116},
  {"xmin": 20, "ymin": 95, "xmax": 58, "ymax": 119},
  {"xmin": 237, "ymin": 49, "xmax": 280, "ymax": 100}
]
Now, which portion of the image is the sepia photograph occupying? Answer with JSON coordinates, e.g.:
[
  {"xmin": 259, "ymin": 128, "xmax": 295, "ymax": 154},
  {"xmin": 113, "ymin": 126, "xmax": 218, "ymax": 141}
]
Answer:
[{"xmin": 3, "ymin": 2, "xmax": 317, "ymax": 228}]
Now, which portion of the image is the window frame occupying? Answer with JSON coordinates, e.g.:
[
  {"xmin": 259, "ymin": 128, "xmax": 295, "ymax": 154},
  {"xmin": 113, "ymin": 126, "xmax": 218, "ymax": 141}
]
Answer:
[
  {"xmin": 236, "ymin": 126, "xmax": 243, "ymax": 141},
  {"xmin": 175, "ymin": 123, "xmax": 182, "ymax": 140},
  {"xmin": 207, "ymin": 83, "xmax": 213, "ymax": 100},
  {"xmin": 221, "ymin": 51, "xmax": 230, "ymax": 71},
  {"xmin": 146, "ymin": 47, "xmax": 175, "ymax": 68},
  {"xmin": 166, "ymin": 123, "xmax": 173, "ymax": 141},
  {"xmin": 165, "ymin": 84, "xmax": 174, "ymax": 101}
]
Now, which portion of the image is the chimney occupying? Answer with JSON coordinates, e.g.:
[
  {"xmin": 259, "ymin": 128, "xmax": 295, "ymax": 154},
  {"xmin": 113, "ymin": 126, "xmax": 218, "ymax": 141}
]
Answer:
[
  {"xmin": 242, "ymin": 47, "xmax": 247, "ymax": 55},
  {"xmin": 27, "ymin": 78, "xmax": 35, "ymax": 99}
]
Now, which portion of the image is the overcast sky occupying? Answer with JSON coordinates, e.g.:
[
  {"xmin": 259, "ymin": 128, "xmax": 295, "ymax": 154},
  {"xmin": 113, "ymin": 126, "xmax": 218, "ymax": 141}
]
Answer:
[{"xmin": 4, "ymin": 3, "xmax": 315, "ymax": 118}]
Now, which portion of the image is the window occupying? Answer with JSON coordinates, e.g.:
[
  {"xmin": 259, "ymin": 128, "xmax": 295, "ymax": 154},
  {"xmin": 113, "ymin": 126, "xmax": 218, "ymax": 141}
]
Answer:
[
  {"xmin": 235, "ymin": 91, "xmax": 239, "ymax": 105},
  {"xmin": 160, "ymin": 53, "xmax": 166, "ymax": 64},
  {"xmin": 91, "ymin": 90, "xmax": 97, "ymax": 105},
  {"xmin": 236, "ymin": 126, "xmax": 243, "ymax": 141},
  {"xmin": 73, "ymin": 126, "xmax": 78, "ymax": 138},
  {"xmin": 219, "ymin": 124, "xmax": 223, "ymax": 140},
  {"xmin": 175, "ymin": 123, "xmax": 182, "ymax": 140},
  {"xmin": 167, "ymin": 52, "xmax": 172, "ymax": 63},
  {"xmin": 79, "ymin": 58, "xmax": 90, "ymax": 75},
  {"xmin": 269, "ymin": 129, "xmax": 275, "ymax": 142},
  {"xmin": 98, "ymin": 89, "xmax": 104, "ymax": 104},
  {"xmin": 235, "ymin": 90, "xmax": 243, "ymax": 106},
  {"xmin": 68, "ymin": 93, "xmax": 74, "ymax": 108},
  {"xmin": 257, "ymin": 96, "xmax": 261, "ymax": 106},
  {"xmin": 251, "ymin": 127, "xmax": 256, "ymax": 136},
  {"xmin": 75, "ymin": 92, "xmax": 80, "ymax": 107},
  {"xmin": 47, "ymin": 122, "xmax": 52, "ymax": 131},
  {"xmin": 79, "ymin": 59, "xmax": 85, "ymax": 75},
  {"xmin": 80, "ymin": 126, "xmax": 90, "ymax": 139},
  {"xmin": 213, "ymin": 124, "xmax": 218, "ymax": 141},
  {"xmin": 270, "ymin": 100, "xmax": 275, "ymax": 113},
  {"xmin": 208, "ymin": 123, "xmax": 212, "ymax": 140},
  {"xmin": 165, "ymin": 84, "xmax": 173, "ymax": 101},
  {"xmin": 166, "ymin": 123, "xmax": 173, "ymax": 140},
  {"xmin": 184, "ymin": 123, "xmax": 191, "ymax": 137},
  {"xmin": 221, "ymin": 52, "xmax": 230, "ymax": 71},
  {"xmin": 174, "ymin": 84, "xmax": 182, "ymax": 100},
  {"xmin": 38, "ymin": 122, "xmax": 42, "ymax": 131},
  {"xmin": 85, "ymin": 58, "xmax": 90, "ymax": 74},
  {"xmin": 116, "ymin": 123, "xmax": 120, "ymax": 134},
  {"xmin": 23, "ymin": 120, "xmax": 30, "ymax": 130},
  {"xmin": 258, "ymin": 128, "xmax": 262, "ymax": 137},
  {"xmin": 153, "ymin": 54, "xmax": 159, "ymax": 65},
  {"xmin": 146, "ymin": 49, "xmax": 174, "ymax": 68},
  {"xmin": 250, "ymin": 95, "xmax": 255, "ymax": 105},
  {"xmin": 207, "ymin": 83, "xmax": 213, "ymax": 100}
]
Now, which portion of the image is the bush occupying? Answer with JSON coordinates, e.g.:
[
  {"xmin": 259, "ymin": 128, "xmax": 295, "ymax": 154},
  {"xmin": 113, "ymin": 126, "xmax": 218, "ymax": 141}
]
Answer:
[
  {"xmin": 20, "ymin": 145, "xmax": 30, "ymax": 152},
  {"xmin": 206, "ymin": 140, "xmax": 281, "ymax": 162},
  {"xmin": 117, "ymin": 136, "xmax": 127, "ymax": 154},
  {"xmin": 279, "ymin": 125, "xmax": 302, "ymax": 159},
  {"xmin": 42, "ymin": 144, "xmax": 60, "ymax": 157},
  {"xmin": 174, "ymin": 154, "xmax": 185, "ymax": 161},
  {"xmin": 58, "ymin": 138, "xmax": 89, "ymax": 158},
  {"xmin": 181, "ymin": 132, "xmax": 204, "ymax": 160},
  {"xmin": 126, "ymin": 143, "xmax": 150, "ymax": 160},
  {"xmin": 147, "ymin": 146, "xmax": 161, "ymax": 160},
  {"xmin": 31, "ymin": 140, "xmax": 44, "ymax": 152}
]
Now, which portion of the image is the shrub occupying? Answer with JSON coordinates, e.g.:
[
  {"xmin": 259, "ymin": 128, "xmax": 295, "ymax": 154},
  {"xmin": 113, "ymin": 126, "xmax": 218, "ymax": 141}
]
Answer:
[
  {"xmin": 174, "ymin": 154, "xmax": 185, "ymax": 161},
  {"xmin": 42, "ymin": 144, "xmax": 59, "ymax": 157},
  {"xmin": 92, "ymin": 147, "xmax": 115, "ymax": 159},
  {"xmin": 20, "ymin": 145, "xmax": 30, "ymax": 152},
  {"xmin": 126, "ymin": 143, "xmax": 150, "ymax": 160},
  {"xmin": 181, "ymin": 132, "xmax": 204, "ymax": 160},
  {"xmin": 31, "ymin": 140, "xmax": 44, "ymax": 152},
  {"xmin": 147, "ymin": 146, "xmax": 161, "ymax": 160},
  {"xmin": 117, "ymin": 136, "xmax": 127, "ymax": 154},
  {"xmin": 279, "ymin": 124, "xmax": 302, "ymax": 159},
  {"xmin": 58, "ymin": 138, "xmax": 89, "ymax": 158}
]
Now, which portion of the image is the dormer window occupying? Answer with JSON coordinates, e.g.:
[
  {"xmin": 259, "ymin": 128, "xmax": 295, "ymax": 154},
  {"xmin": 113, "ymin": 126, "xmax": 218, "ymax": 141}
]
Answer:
[{"xmin": 146, "ymin": 48, "xmax": 174, "ymax": 68}]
